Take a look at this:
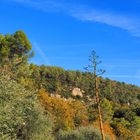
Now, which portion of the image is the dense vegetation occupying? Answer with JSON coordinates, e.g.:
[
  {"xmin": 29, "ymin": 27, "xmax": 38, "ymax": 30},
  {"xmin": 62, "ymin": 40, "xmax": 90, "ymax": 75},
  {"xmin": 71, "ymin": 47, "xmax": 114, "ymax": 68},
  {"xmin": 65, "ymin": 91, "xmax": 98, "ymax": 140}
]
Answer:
[{"xmin": 0, "ymin": 31, "xmax": 140, "ymax": 140}]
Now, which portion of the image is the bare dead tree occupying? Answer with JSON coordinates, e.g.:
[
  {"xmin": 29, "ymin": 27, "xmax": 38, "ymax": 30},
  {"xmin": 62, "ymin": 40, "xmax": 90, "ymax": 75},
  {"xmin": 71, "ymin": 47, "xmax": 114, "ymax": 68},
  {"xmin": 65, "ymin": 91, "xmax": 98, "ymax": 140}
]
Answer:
[{"xmin": 85, "ymin": 50, "xmax": 105, "ymax": 140}]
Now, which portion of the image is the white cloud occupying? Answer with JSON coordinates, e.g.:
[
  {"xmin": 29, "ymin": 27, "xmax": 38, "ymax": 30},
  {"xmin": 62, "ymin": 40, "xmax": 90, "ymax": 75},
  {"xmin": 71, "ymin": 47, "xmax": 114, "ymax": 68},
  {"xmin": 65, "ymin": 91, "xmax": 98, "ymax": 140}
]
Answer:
[
  {"xmin": 33, "ymin": 42, "xmax": 50, "ymax": 65},
  {"xmin": 5, "ymin": 0, "xmax": 140, "ymax": 37},
  {"xmin": 71, "ymin": 8, "xmax": 140, "ymax": 37}
]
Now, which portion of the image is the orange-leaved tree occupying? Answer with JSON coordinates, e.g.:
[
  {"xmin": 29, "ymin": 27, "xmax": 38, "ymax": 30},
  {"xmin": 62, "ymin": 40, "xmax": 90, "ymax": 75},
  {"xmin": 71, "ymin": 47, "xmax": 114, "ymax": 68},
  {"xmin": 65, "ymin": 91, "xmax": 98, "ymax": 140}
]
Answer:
[
  {"xmin": 38, "ymin": 89, "xmax": 89, "ymax": 131},
  {"xmin": 38, "ymin": 89, "xmax": 75, "ymax": 131}
]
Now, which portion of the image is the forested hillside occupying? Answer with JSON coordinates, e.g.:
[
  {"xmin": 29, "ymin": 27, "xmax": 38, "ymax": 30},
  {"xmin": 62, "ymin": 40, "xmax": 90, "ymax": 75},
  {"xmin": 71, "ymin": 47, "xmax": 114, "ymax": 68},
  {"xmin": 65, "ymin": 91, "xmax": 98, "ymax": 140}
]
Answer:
[{"xmin": 0, "ymin": 31, "xmax": 140, "ymax": 140}]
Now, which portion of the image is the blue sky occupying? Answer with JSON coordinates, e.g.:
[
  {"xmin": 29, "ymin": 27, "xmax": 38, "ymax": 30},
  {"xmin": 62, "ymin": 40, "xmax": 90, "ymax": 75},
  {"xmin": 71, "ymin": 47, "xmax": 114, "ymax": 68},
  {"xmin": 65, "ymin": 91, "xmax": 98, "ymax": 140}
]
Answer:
[{"xmin": 1, "ymin": 0, "xmax": 140, "ymax": 86}]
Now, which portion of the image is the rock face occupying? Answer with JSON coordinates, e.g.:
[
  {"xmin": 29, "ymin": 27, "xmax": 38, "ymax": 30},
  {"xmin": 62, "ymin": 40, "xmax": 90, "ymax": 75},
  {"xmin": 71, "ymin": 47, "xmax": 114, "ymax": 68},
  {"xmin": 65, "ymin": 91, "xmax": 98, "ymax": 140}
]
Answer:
[{"xmin": 72, "ymin": 88, "xmax": 83, "ymax": 97}]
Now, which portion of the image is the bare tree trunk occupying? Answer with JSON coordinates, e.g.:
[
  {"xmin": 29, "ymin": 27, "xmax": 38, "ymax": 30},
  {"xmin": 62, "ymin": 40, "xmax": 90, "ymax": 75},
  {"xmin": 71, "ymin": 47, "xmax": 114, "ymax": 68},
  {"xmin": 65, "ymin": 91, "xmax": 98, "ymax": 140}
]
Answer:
[
  {"xmin": 86, "ymin": 50, "xmax": 106, "ymax": 140},
  {"xmin": 95, "ymin": 77, "xmax": 105, "ymax": 140}
]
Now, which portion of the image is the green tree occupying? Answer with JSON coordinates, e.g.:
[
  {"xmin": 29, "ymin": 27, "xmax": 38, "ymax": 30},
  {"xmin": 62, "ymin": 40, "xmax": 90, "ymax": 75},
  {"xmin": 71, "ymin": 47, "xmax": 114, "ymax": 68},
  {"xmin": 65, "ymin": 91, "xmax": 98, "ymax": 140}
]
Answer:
[
  {"xmin": 0, "ymin": 31, "xmax": 33, "ymax": 75},
  {"xmin": 100, "ymin": 99, "xmax": 113, "ymax": 122}
]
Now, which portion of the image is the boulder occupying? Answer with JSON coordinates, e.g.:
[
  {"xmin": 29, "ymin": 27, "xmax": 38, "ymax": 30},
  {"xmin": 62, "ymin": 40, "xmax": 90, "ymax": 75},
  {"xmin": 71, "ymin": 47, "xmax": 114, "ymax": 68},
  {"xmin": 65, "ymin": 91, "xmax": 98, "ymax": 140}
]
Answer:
[{"xmin": 72, "ymin": 88, "xmax": 83, "ymax": 97}]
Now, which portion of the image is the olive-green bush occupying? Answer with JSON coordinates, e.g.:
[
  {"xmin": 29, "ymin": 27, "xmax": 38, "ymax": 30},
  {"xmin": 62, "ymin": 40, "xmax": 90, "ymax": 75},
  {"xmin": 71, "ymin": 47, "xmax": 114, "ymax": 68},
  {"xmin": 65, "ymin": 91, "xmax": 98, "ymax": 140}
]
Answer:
[
  {"xmin": 57, "ymin": 126, "xmax": 110, "ymax": 140},
  {"xmin": 0, "ymin": 74, "xmax": 54, "ymax": 140}
]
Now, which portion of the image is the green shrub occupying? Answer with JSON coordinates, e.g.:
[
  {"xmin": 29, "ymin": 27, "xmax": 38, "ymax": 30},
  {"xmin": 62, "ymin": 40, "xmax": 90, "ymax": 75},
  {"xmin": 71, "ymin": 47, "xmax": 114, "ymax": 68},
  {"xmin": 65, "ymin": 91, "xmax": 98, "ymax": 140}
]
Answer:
[
  {"xmin": 57, "ymin": 126, "xmax": 110, "ymax": 140},
  {"xmin": 0, "ymin": 74, "xmax": 54, "ymax": 140}
]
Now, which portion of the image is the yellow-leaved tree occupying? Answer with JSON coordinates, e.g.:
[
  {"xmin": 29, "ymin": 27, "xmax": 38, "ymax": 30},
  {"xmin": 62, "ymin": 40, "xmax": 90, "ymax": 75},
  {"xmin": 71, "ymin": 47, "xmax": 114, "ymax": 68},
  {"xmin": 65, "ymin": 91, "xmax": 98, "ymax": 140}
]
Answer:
[{"xmin": 38, "ymin": 89, "xmax": 89, "ymax": 131}]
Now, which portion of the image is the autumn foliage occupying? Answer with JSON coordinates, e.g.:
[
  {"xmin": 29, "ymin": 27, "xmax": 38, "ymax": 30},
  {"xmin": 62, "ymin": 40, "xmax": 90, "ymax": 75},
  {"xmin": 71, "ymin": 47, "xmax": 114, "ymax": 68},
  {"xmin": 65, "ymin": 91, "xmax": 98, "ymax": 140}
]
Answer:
[
  {"xmin": 1, "ymin": 31, "xmax": 140, "ymax": 139},
  {"xmin": 38, "ymin": 89, "xmax": 88, "ymax": 131}
]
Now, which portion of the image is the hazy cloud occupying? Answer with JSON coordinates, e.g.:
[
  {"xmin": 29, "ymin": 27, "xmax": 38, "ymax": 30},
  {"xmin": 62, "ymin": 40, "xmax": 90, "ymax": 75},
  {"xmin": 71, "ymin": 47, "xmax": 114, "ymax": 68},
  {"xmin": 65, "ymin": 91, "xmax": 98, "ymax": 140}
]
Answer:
[
  {"xmin": 33, "ymin": 42, "xmax": 50, "ymax": 65},
  {"xmin": 5, "ymin": 0, "xmax": 140, "ymax": 37},
  {"xmin": 6, "ymin": 0, "xmax": 66, "ymax": 12},
  {"xmin": 103, "ymin": 60, "xmax": 140, "ymax": 68},
  {"xmin": 71, "ymin": 9, "xmax": 140, "ymax": 37},
  {"xmin": 105, "ymin": 75, "xmax": 140, "ymax": 78}
]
